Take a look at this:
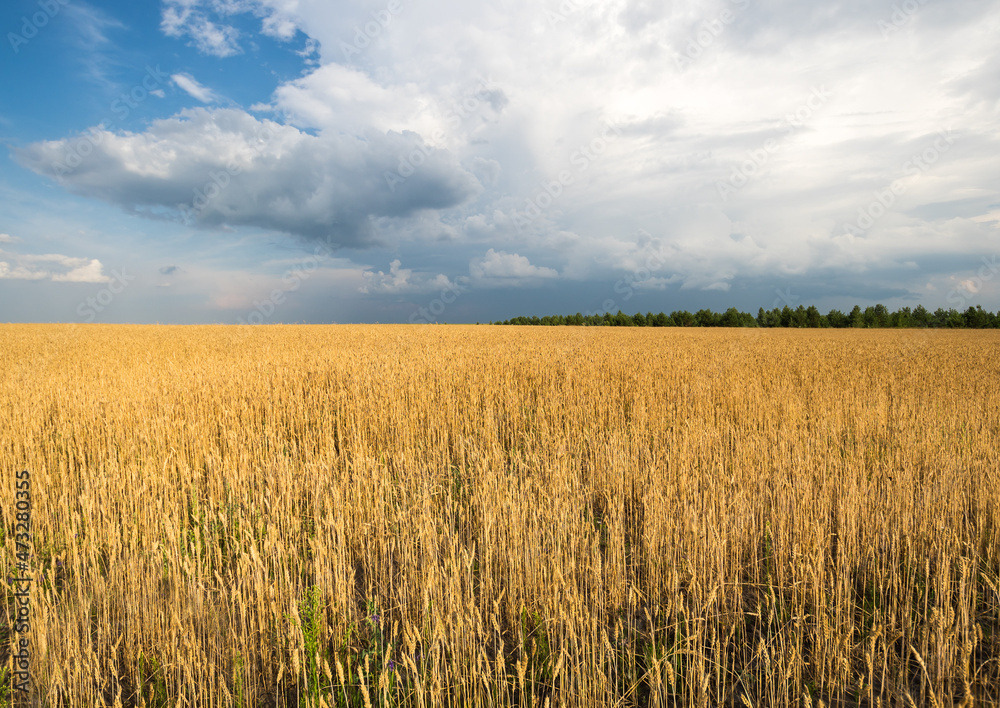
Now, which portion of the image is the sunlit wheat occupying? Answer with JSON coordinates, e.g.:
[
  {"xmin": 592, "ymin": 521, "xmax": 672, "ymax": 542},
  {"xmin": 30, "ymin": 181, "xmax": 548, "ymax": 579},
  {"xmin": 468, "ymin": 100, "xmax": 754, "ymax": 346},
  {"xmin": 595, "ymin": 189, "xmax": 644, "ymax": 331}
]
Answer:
[{"xmin": 0, "ymin": 324, "xmax": 997, "ymax": 706}]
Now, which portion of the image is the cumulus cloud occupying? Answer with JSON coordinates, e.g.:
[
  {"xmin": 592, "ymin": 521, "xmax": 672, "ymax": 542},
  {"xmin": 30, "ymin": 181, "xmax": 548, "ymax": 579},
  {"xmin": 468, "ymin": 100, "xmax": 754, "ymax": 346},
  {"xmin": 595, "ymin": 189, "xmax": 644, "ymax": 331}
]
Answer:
[
  {"xmin": 161, "ymin": 0, "xmax": 241, "ymax": 57},
  {"xmin": 0, "ymin": 262, "xmax": 45, "ymax": 281},
  {"xmin": 15, "ymin": 108, "xmax": 482, "ymax": 248},
  {"xmin": 469, "ymin": 249, "xmax": 558, "ymax": 286},
  {"xmin": 0, "ymin": 234, "xmax": 20, "ymax": 244},
  {"xmin": 261, "ymin": 11, "xmax": 298, "ymax": 41},
  {"xmin": 360, "ymin": 259, "xmax": 460, "ymax": 294},
  {"xmin": 265, "ymin": 63, "xmax": 451, "ymax": 138},
  {"xmin": 161, "ymin": 0, "xmax": 312, "ymax": 53},
  {"xmin": 0, "ymin": 252, "xmax": 111, "ymax": 283},
  {"xmin": 52, "ymin": 259, "xmax": 111, "ymax": 283},
  {"xmin": 172, "ymin": 73, "xmax": 218, "ymax": 103},
  {"xmin": 468, "ymin": 157, "xmax": 502, "ymax": 187},
  {"xmin": 43, "ymin": 0, "xmax": 1000, "ymax": 313}
]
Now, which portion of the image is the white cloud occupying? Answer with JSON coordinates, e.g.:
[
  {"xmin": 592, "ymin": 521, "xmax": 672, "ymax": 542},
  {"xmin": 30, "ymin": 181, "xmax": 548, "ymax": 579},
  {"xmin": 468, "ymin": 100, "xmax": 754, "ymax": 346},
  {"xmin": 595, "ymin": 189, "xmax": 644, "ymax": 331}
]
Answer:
[
  {"xmin": 0, "ymin": 262, "xmax": 46, "ymax": 281},
  {"xmin": 236, "ymin": 0, "xmax": 999, "ymax": 302},
  {"xmin": 16, "ymin": 108, "xmax": 482, "ymax": 249},
  {"xmin": 172, "ymin": 73, "xmax": 218, "ymax": 103},
  {"xmin": 469, "ymin": 249, "xmax": 558, "ymax": 286},
  {"xmin": 360, "ymin": 259, "xmax": 458, "ymax": 294},
  {"xmin": 267, "ymin": 63, "xmax": 437, "ymax": 136},
  {"xmin": 52, "ymin": 258, "xmax": 111, "ymax": 283},
  {"xmin": 33, "ymin": 0, "xmax": 1000, "ymax": 313},
  {"xmin": 0, "ymin": 252, "xmax": 111, "ymax": 283},
  {"xmin": 0, "ymin": 234, "xmax": 20, "ymax": 244},
  {"xmin": 261, "ymin": 11, "xmax": 298, "ymax": 41},
  {"xmin": 161, "ymin": 1, "xmax": 241, "ymax": 57}
]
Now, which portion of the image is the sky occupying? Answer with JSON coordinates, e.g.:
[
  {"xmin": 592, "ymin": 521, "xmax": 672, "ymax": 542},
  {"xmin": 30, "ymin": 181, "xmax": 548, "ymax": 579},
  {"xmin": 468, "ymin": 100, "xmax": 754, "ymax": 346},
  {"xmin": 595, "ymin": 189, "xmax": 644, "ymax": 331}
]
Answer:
[{"xmin": 1, "ymin": 0, "xmax": 999, "ymax": 324}]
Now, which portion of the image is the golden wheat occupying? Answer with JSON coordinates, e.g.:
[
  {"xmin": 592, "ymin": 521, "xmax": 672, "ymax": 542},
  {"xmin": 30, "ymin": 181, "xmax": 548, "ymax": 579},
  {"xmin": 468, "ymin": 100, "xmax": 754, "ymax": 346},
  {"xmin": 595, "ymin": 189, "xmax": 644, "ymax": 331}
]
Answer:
[{"xmin": 0, "ymin": 324, "xmax": 998, "ymax": 707}]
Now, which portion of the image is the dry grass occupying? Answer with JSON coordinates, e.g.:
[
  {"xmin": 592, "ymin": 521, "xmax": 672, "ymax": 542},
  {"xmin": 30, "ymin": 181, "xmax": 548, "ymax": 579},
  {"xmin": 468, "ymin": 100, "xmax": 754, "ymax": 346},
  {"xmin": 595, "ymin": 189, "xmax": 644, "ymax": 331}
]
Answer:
[{"xmin": 1, "ymin": 324, "xmax": 998, "ymax": 707}]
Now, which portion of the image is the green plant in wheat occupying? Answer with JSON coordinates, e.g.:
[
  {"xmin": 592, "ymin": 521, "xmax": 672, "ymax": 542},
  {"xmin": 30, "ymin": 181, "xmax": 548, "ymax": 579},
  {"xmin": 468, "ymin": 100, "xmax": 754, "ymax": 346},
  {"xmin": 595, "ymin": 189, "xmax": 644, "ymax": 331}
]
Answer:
[
  {"xmin": 520, "ymin": 606, "xmax": 552, "ymax": 696},
  {"xmin": 233, "ymin": 651, "xmax": 246, "ymax": 708},
  {"xmin": 0, "ymin": 666, "xmax": 10, "ymax": 708},
  {"xmin": 299, "ymin": 585, "xmax": 324, "ymax": 707},
  {"xmin": 359, "ymin": 598, "xmax": 396, "ymax": 703},
  {"xmin": 136, "ymin": 651, "xmax": 168, "ymax": 707}
]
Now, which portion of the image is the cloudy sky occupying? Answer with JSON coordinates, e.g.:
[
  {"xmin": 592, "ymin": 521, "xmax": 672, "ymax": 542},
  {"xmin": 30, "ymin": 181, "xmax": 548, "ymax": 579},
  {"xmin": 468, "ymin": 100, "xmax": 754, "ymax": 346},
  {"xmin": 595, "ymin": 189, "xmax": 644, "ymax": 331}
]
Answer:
[{"xmin": 1, "ymin": 0, "xmax": 998, "ymax": 323}]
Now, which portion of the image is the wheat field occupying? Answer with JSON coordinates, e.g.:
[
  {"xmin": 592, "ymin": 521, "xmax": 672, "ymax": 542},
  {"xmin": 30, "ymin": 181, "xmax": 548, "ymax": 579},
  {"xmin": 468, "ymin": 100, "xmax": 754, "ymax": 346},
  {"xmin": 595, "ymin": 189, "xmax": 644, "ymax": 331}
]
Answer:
[{"xmin": 1, "ymin": 324, "xmax": 998, "ymax": 707}]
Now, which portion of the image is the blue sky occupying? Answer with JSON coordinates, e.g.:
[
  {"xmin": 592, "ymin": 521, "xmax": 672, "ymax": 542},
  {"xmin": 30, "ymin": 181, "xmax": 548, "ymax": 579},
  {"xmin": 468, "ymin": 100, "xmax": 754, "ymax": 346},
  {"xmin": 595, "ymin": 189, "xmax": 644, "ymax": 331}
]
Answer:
[{"xmin": 1, "ymin": 0, "xmax": 999, "ymax": 323}]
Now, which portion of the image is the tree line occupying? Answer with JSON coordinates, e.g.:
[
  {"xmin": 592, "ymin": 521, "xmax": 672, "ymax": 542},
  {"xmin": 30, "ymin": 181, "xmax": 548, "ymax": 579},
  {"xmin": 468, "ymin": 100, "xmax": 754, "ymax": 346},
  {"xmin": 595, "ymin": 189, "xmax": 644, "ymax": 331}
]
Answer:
[{"xmin": 493, "ymin": 304, "xmax": 1000, "ymax": 328}]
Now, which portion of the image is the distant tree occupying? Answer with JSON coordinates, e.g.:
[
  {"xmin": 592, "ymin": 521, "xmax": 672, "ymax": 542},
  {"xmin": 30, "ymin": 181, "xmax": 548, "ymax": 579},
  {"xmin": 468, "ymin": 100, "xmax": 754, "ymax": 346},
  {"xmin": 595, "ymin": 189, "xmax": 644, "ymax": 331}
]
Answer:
[
  {"xmin": 890, "ymin": 306, "xmax": 912, "ymax": 328},
  {"xmin": 719, "ymin": 307, "xmax": 744, "ymax": 327},
  {"xmin": 695, "ymin": 309, "xmax": 720, "ymax": 327},
  {"xmin": 613, "ymin": 311, "xmax": 634, "ymax": 326},
  {"xmin": 936, "ymin": 308, "xmax": 966, "ymax": 328},
  {"xmin": 873, "ymin": 304, "xmax": 889, "ymax": 327},
  {"xmin": 492, "ymin": 303, "xmax": 997, "ymax": 328},
  {"xmin": 826, "ymin": 309, "xmax": 848, "ymax": 328},
  {"xmin": 672, "ymin": 310, "xmax": 696, "ymax": 327},
  {"xmin": 964, "ymin": 305, "xmax": 992, "ymax": 328},
  {"xmin": 787, "ymin": 305, "xmax": 806, "ymax": 328},
  {"xmin": 762, "ymin": 308, "xmax": 781, "ymax": 328}
]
